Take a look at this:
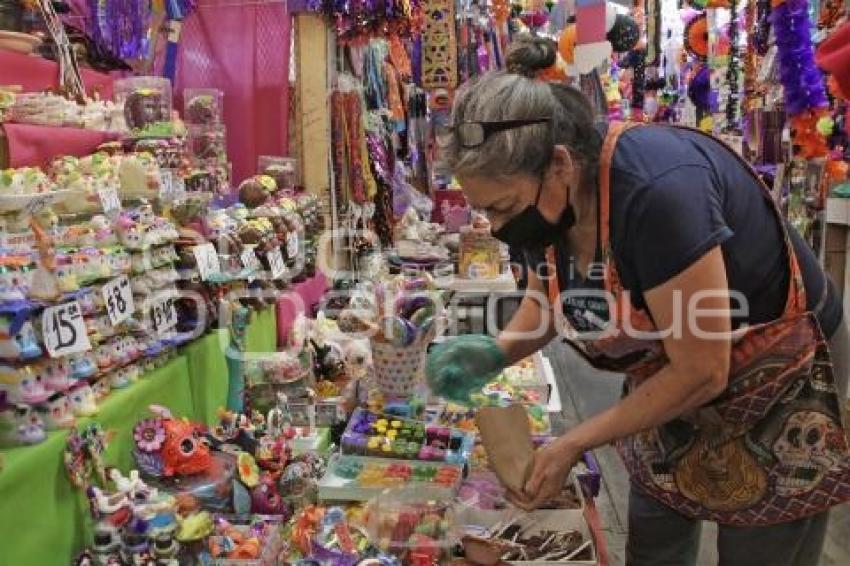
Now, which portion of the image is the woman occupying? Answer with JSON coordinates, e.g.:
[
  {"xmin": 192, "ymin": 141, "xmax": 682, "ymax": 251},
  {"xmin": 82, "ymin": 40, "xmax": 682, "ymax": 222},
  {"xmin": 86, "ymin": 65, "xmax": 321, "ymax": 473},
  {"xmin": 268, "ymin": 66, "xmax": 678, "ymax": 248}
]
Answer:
[{"xmin": 426, "ymin": 36, "xmax": 850, "ymax": 566}]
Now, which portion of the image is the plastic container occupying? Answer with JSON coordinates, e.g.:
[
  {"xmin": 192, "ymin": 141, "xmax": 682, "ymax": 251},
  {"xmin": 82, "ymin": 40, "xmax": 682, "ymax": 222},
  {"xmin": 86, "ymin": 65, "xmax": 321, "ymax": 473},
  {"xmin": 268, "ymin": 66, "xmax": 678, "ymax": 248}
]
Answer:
[
  {"xmin": 258, "ymin": 156, "xmax": 297, "ymax": 193},
  {"xmin": 363, "ymin": 487, "xmax": 463, "ymax": 563},
  {"xmin": 114, "ymin": 76, "xmax": 173, "ymax": 133},
  {"xmin": 341, "ymin": 407, "xmax": 475, "ymax": 465},
  {"xmin": 187, "ymin": 124, "xmax": 227, "ymax": 165},
  {"xmin": 318, "ymin": 453, "xmax": 464, "ymax": 502},
  {"xmin": 184, "ymin": 88, "xmax": 223, "ymax": 126}
]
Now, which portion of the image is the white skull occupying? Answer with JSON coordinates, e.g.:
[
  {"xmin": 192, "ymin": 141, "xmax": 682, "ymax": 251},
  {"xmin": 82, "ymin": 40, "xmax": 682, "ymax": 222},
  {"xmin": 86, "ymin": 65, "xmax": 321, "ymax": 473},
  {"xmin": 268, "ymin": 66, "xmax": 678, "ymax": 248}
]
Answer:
[{"xmin": 772, "ymin": 410, "xmax": 843, "ymax": 496}]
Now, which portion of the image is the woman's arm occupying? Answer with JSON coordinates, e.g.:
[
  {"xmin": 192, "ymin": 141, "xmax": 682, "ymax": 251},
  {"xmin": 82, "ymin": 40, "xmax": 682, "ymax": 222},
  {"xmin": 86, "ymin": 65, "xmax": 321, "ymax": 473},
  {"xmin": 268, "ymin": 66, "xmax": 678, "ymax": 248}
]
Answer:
[
  {"xmin": 496, "ymin": 266, "xmax": 557, "ymax": 365},
  {"xmin": 517, "ymin": 246, "xmax": 732, "ymax": 508}
]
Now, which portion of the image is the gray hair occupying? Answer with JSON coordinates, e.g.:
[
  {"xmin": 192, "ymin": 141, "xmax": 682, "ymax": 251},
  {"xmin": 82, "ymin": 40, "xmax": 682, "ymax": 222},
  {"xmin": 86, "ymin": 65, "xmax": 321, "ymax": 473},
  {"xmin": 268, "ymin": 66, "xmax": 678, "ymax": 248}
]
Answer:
[{"xmin": 444, "ymin": 49, "xmax": 602, "ymax": 180}]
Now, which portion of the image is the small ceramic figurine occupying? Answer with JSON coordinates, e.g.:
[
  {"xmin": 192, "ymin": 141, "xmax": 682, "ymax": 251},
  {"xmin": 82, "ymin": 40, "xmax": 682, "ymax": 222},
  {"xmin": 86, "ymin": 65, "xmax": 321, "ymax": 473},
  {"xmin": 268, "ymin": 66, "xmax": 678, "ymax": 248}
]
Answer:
[
  {"xmin": 15, "ymin": 404, "xmax": 46, "ymax": 445},
  {"xmin": 91, "ymin": 378, "xmax": 111, "ymax": 403},
  {"xmin": 70, "ymin": 353, "xmax": 97, "ymax": 380},
  {"xmin": 36, "ymin": 392, "xmax": 76, "ymax": 429},
  {"xmin": 110, "ymin": 367, "xmax": 131, "ymax": 389},
  {"xmin": 0, "ymin": 310, "xmax": 41, "ymax": 362},
  {"xmin": 45, "ymin": 358, "xmax": 73, "ymax": 392},
  {"xmin": 1, "ymin": 365, "xmax": 49, "ymax": 404},
  {"xmin": 69, "ymin": 382, "xmax": 98, "ymax": 417}
]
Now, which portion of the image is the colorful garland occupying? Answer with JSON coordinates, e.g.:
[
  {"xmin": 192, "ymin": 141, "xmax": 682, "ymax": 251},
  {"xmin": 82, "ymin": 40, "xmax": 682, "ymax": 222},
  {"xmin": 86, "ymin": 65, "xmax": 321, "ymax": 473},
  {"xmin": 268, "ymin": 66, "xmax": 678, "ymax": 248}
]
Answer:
[
  {"xmin": 769, "ymin": 0, "xmax": 827, "ymax": 117},
  {"xmin": 307, "ymin": 0, "xmax": 422, "ymax": 42},
  {"xmin": 770, "ymin": 0, "xmax": 829, "ymax": 157}
]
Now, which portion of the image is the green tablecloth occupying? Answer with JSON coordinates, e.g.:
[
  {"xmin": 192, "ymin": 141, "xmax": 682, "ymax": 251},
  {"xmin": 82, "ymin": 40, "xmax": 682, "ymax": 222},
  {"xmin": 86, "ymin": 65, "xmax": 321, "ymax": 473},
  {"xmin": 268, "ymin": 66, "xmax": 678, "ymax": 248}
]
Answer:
[{"xmin": 0, "ymin": 307, "xmax": 277, "ymax": 566}]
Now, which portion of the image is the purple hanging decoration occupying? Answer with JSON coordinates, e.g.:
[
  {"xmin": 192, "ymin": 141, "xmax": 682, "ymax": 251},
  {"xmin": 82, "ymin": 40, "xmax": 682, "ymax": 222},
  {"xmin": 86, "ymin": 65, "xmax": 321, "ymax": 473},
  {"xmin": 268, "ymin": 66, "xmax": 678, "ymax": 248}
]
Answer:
[
  {"xmin": 87, "ymin": 0, "xmax": 147, "ymax": 60},
  {"xmin": 412, "ymin": 35, "xmax": 423, "ymax": 86},
  {"xmin": 769, "ymin": 0, "xmax": 827, "ymax": 116}
]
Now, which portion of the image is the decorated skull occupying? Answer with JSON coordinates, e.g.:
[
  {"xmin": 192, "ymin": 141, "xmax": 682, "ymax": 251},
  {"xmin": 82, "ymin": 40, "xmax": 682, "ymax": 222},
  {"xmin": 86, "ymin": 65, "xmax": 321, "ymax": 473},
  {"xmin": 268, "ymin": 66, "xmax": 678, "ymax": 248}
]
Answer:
[{"xmin": 772, "ymin": 410, "xmax": 845, "ymax": 496}]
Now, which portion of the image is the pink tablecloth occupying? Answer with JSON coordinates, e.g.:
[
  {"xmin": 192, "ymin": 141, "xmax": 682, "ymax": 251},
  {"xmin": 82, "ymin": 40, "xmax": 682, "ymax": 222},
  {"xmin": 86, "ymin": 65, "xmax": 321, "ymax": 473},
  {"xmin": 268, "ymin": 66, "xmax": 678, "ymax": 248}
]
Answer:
[
  {"xmin": 4, "ymin": 123, "xmax": 119, "ymax": 168},
  {"xmin": 0, "ymin": 49, "xmax": 116, "ymax": 98},
  {"xmin": 276, "ymin": 272, "xmax": 329, "ymax": 347}
]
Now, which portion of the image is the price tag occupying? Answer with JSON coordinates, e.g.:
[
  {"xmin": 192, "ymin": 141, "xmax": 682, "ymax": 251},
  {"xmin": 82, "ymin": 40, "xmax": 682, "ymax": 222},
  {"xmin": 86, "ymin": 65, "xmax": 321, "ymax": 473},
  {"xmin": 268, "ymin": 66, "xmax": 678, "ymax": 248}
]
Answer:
[
  {"xmin": 241, "ymin": 248, "xmax": 262, "ymax": 272},
  {"xmin": 102, "ymin": 275, "xmax": 135, "ymax": 326},
  {"xmin": 149, "ymin": 294, "xmax": 178, "ymax": 335},
  {"xmin": 42, "ymin": 301, "xmax": 92, "ymax": 358},
  {"xmin": 98, "ymin": 186, "xmax": 121, "ymax": 216},
  {"xmin": 268, "ymin": 248, "xmax": 286, "ymax": 279},
  {"xmin": 193, "ymin": 243, "xmax": 221, "ymax": 281},
  {"xmin": 159, "ymin": 169, "xmax": 174, "ymax": 200},
  {"xmin": 286, "ymin": 232, "xmax": 299, "ymax": 259}
]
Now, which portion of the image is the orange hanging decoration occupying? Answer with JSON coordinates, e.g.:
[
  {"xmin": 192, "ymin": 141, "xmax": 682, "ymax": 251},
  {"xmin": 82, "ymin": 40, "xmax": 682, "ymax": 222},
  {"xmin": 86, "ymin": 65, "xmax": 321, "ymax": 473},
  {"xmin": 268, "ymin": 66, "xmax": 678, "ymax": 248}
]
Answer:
[
  {"xmin": 790, "ymin": 110, "xmax": 829, "ymax": 159},
  {"xmin": 492, "ymin": 0, "xmax": 510, "ymax": 26}
]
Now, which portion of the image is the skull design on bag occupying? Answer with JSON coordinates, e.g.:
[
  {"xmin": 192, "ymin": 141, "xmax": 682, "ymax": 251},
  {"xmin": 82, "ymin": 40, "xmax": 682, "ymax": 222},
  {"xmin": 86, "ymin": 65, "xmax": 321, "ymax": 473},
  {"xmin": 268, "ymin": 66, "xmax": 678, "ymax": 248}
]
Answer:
[{"xmin": 772, "ymin": 410, "xmax": 844, "ymax": 496}]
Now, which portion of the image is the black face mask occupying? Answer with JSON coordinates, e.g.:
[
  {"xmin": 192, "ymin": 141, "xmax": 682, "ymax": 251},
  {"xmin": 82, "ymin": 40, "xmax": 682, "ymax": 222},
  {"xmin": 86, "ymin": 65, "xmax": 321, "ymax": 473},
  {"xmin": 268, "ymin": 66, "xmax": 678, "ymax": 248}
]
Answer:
[{"xmin": 491, "ymin": 180, "xmax": 575, "ymax": 249}]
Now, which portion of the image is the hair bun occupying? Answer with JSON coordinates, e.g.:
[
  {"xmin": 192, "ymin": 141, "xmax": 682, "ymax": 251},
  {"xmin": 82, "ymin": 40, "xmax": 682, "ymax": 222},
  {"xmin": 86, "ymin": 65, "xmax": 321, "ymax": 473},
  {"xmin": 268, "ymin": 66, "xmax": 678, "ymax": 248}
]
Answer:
[{"xmin": 506, "ymin": 34, "xmax": 557, "ymax": 77}]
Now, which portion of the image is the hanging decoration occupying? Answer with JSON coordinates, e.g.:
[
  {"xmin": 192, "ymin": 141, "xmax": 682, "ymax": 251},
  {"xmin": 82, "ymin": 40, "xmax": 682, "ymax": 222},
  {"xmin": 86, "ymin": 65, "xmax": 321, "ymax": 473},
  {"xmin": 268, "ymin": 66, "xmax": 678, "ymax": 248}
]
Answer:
[
  {"xmin": 36, "ymin": 0, "xmax": 85, "ymax": 98},
  {"xmin": 307, "ymin": 0, "xmax": 422, "ymax": 43},
  {"xmin": 421, "ymin": 0, "xmax": 458, "ymax": 89},
  {"xmin": 87, "ymin": 0, "xmax": 149, "ymax": 60},
  {"xmin": 683, "ymin": 11, "xmax": 709, "ymax": 61},
  {"xmin": 162, "ymin": 0, "xmax": 196, "ymax": 82},
  {"xmin": 607, "ymin": 14, "xmax": 640, "ymax": 53},
  {"xmin": 724, "ymin": 0, "xmax": 741, "ymax": 131},
  {"xmin": 643, "ymin": 0, "xmax": 661, "ymax": 65}
]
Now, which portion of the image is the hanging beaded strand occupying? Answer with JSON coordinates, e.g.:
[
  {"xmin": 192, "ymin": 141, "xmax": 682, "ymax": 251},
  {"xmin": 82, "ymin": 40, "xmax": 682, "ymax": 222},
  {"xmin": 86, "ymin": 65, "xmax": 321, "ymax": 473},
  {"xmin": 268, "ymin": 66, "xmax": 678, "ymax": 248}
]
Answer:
[{"xmin": 724, "ymin": 0, "xmax": 741, "ymax": 131}]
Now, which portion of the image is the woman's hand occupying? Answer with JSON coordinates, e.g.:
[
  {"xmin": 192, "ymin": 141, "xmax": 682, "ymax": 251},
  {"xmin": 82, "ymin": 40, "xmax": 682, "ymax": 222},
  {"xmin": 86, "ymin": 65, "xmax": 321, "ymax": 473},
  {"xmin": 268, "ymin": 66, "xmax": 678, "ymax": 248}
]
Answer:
[
  {"xmin": 507, "ymin": 436, "xmax": 583, "ymax": 511},
  {"xmin": 425, "ymin": 334, "xmax": 506, "ymax": 404}
]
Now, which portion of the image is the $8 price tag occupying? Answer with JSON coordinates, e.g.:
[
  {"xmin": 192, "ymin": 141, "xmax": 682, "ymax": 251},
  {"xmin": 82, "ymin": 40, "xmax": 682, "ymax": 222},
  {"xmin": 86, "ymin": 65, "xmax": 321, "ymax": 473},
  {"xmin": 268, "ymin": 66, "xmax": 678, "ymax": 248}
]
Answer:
[
  {"xmin": 42, "ymin": 301, "xmax": 92, "ymax": 358},
  {"xmin": 149, "ymin": 295, "xmax": 178, "ymax": 335},
  {"xmin": 102, "ymin": 275, "xmax": 135, "ymax": 326},
  {"xmin": 268, "ymin": 249, "xmax": 286, "ymax": 279}
]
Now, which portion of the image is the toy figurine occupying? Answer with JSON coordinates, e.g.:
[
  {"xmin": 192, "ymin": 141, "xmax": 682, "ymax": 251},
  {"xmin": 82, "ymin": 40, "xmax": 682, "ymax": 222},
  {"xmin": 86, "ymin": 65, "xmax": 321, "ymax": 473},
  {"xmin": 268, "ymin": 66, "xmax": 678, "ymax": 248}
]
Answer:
[
  {"xmin": 1, "ymin": 364, "xmax": 50, "ymax": 404},
  {"xmin": 132, "ymin": 406, "xmax": 211, "ymax": 478}
]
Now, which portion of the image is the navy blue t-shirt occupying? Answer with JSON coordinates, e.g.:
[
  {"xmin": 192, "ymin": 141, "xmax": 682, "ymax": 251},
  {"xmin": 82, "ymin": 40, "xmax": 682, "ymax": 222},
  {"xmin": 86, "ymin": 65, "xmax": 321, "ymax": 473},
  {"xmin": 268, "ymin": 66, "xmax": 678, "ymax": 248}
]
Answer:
[{"xmin": 527, "ymin": 124, "xmax": 843, "ymax": 338}]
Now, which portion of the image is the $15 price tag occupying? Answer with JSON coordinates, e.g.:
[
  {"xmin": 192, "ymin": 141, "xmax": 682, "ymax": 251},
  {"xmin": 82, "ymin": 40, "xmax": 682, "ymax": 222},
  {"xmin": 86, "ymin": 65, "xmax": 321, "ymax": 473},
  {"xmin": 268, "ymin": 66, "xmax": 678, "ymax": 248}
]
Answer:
[
  {"xmin": 268, "ymin": 248, "xmax": 286, "ymax": 279},
  {"xmin": 102, "ymin": 275, "xmax": 135, "ymax": 326},
  {"xmin": 193, "ymin": 243, "xmax": 221, "ymax": 281},
  {"xmin": 98, "ymin": 186, "xmax": 121, "ymax": 217},
  {"xmin": 42, "ymin": 301, "xmax": 92, "ymax": 358},
  {"xmin": 149, "ymin": 294, "xmax": 178, "ymax": 335}
]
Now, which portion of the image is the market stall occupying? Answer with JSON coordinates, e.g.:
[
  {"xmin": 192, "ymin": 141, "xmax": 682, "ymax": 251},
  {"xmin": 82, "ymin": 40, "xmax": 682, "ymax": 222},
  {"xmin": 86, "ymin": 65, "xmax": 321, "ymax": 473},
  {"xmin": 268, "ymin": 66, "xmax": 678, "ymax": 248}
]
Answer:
[{"xmin": 1, "ymin": 0, "xmax": 849, "ymax": 562}]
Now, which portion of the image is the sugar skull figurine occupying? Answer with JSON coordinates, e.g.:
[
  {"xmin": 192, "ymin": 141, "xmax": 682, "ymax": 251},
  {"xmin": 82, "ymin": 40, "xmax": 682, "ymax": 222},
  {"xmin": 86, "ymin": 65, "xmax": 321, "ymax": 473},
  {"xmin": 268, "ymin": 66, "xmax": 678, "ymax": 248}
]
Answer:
[
  {"xmin": 1, "ymin": 364, "xmax": 50, "ymax": 404},
  {"xmin": 36, "ymin": 392, "xmax": 76, "ymax": 429},
  {"xmin": 122, "ymin": 336, "xmax": 140, "ymax": 362},
  {"xmin": 91, "ymin": 378, "xmax": 111, "ymax": 402},
  {"xmin": 133, "ymin": 406, "xmax": 211, "ymax": 478},
  {"xmin": 110, "ymin": 367, "xmax": 131, "ymax": 389},
  {"xmin": 94, "ymin": 344, "xmax": 114, "ymax": 371},
  {"xmin": 44, "ymin": 358, "xmax": 73, "ymax": 392},
  {"xmin": 69, "ymin": 382, "xmax": 98, "ymax": 416},
  {"xmin": 0, "ymin": 304, "xmax": 41, "ymax": 362},
  {"xmin": 70, "ymin": 352, "xmax": 97, "ymax": 380},
  {"xmin": 15, "ymin": 404, "xmax": 46, "ymax": 445}
]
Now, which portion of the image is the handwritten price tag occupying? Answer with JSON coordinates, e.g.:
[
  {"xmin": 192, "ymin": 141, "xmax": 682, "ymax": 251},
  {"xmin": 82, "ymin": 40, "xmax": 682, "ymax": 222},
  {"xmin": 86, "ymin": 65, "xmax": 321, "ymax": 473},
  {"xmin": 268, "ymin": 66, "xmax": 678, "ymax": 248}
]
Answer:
[
  {"xmin": 149, "ymin": 294, "xmax": 178, "ymax": 335},
  {"xmin": 193, "ymin": 243, "xmax": 221, "ymax": 281},
  {"xmin": 98, "ymin": 186, "xmax": 121, "ymax": 216},
  {"xmin": 268, "ymin": 248, "xmax": 286, "ymax": 279},
  {"xmin": 286, "ymin": 232, "xmax": 300, "ymax": 259},
  {"xmin": 42, "ymin": 301, "xmax": 92, "ymax": 358},
  {"xmin": 159, "ymin": 169, "xmax": 174, "ymax": 200},
  {"xmin": 241, "ymin": 248, "xmax": 262, "ymax": 272},
  {"xmin": 102, "ymin": 276, "xmax": 135, "ymax": 326}
]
